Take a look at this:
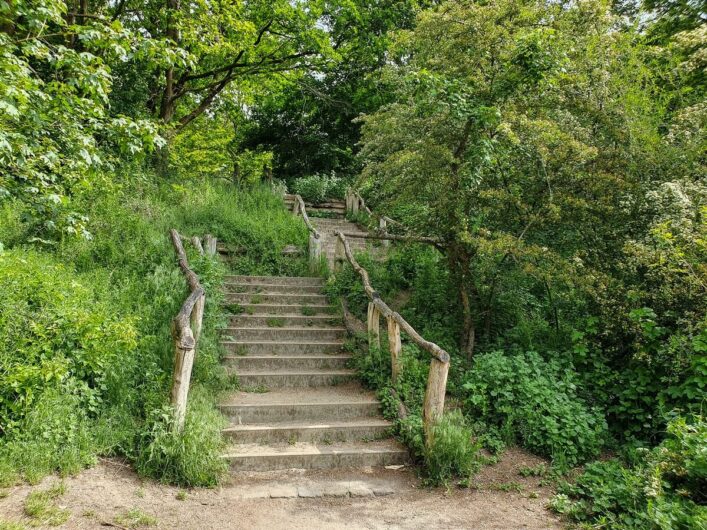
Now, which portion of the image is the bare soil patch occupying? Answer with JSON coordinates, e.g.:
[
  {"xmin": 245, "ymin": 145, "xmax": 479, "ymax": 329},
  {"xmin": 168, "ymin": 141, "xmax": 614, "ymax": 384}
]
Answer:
[{"xmin": 0, "ymin": 447, "xmax": 561, "ymax": 529}]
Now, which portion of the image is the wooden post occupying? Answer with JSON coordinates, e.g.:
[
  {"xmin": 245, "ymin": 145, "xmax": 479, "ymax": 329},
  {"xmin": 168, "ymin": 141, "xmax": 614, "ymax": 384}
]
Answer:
[
  {"xmin": 387, "ymin": 316, "xmax": 401, "ymax": 383},
  {"xmin": 422, "ymin": 358, "xmax": 449, "ymax": 445},
  {"xmin": 204, "ymin": 235, "xmax": 217, "ymax": 256},
  {"xmin": 170, "ymin": 325, "xmax": 196, "ymax": 431},
  {"xmin": 345, "ymin": 190, "xmax": 353, "ymax": 214},
  {"xmin": 309, "ymin": 233, "xmax": 322, "ymax": 272},
  {"xmin": 379, "ymin": 217, "xmax": 389, "ymax": 247},
  {"xmin": 351, "ymin": 194, "xmax": 359, "ymax": 215},
  {"xmin": 190, "ymin": 293, "xmax": 205, "ymax": 344},
  {"xmin": 292, "ymin": 199, "xmax": 300, "ymax": 215},
  {"xmin": 367, "ymin": 302, "xmax": 380, "ymax": 350},
  {"xmin": 335, "ymin": 236, "xmax": 345, "ymax": 272},
  {"xmin": 191, "ymin": 236, "xmax": 204, "ymax": 255}
]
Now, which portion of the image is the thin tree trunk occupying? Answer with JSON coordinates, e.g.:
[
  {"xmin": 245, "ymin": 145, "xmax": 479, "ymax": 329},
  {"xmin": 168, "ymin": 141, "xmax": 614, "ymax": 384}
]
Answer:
[
  {"xmin": 449, "ymin": 243, "xmax": 477, "ymax": 360},
  {"xmin": 159, "ymin": 0, "xmax": 180, "ymax": 123}
]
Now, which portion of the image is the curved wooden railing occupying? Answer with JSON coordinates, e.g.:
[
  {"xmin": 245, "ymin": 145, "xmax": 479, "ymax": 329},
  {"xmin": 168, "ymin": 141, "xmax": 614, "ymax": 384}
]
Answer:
[
  {"xmin": 290, "ymin": 194, "xmax": 324, "ymax": 271},
  {"xmin": 169, "ymin": 229, "xmax": 217, "ymax": 430},
  {"xmin": 334, "ymin": 231, "xmax": 450, "ymax": 444}
]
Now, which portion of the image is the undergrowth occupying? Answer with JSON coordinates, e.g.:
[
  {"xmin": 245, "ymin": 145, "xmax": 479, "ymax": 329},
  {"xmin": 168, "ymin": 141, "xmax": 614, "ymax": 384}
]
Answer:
[{"xmin": 0, "ymin": 179, "xmax": 308, "ymax": 487}]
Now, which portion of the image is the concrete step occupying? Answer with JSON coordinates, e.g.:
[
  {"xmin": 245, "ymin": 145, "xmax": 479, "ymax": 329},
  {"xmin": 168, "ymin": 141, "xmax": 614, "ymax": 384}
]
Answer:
[
  {"xmin": 224, "ymin": 355, "xmax": 351, "ymax": 371},
  {"xmin": 224, "ymin": 282, "xmax": 325, "ymax": 295},
  {"xmin": 284, "ymin": 197, "xmax": 345, "ymax": 210},
  {"xmin": 228, "ymin": 314, "xmax": 343, "ymax": 328},
  {"xmin": 221, "ymin": 327, "xmax": 346, "ymax": 341},
  {"xmin": 221, "ymin": 340, "xmax": 344, "ymax": 355},
  {"xmin": 222, "ymin": 418, "xmax": 393, "ymax": 444},
  {"xmin": 308, "ymin": 209, "xmax": 345, "ymax": 217},
  {"xmin": 224, "ymin": 275, "xmax": 324, "ymax": 286},
  {"xmin": 225, "ymin": 440, "xmax": 408, "ymax": 471},
  {"xmin": 226, "ymin": 303, "xmax": 336, "ymax": 316},
  {"xmin": 219, "ymin": 386, "xmax": 381, "ymax": 424},
  {"xmin": 236, "ymin": 369, "xmax": 356, "ymax": 388},
  {"xmin": 226, "ymin": 292, "xmax": 329, "ymax": 305}
]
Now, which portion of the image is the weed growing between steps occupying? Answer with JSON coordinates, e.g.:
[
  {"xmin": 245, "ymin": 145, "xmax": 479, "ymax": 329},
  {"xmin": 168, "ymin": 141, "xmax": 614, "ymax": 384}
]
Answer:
[{"xmin": 0, "ymin": 180, "xmax": 307, "ymax": 487}]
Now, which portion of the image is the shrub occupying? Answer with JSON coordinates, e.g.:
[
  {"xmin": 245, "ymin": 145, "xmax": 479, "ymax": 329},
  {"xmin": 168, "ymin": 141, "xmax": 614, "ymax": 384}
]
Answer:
[
  {"xmin": 0, "ymin": 249, "xmax": 137, "ymax": 434},
  {"xmin": 135, "ymin": 387, "xmax": 227, "ymax": 487},
  {"xmin": 462, "ymin": 350, "xmax": 608, "ymax": 468},
  {"xmin": 0, "ymin": 390, "xmax": 98, "ymax": 485},
  {"xmin": 424, "ymin": 410, "xmax": 481, "ymax": 486},
  {"xmin": 291, "ymin": 173, "xmax": 345, "ymax": 204},
  {"xmin": 552, "ymin": 415, "xmax": 707, "ymax": 529}
]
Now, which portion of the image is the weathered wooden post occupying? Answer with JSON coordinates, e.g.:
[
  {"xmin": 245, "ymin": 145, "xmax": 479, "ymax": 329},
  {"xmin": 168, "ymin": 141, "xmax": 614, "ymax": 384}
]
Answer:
[
  {"xmin": 191, "ymin": 236, "xmax": 204, "ymax": 255},
  {"xmin": 292, "ymin": 197, "xmax": 300, "ymax": 215},
  {"xmin": 345, "ymin": 189, "xmax": 353, "ymax": 214},
  {"xmin": 367, "ymin": 302, "xmax": 381, "ymax": 350},
  {"xmin": 170, "ymin": 323, "xmax": 196, "ymax": 431},
  {"xmin": 351, "ymin": 193, "xmax": 359, "ymax": 215},
  {"xmin": 204, "ymin": 234, "xmax": 217, "ymax": 256},
  {"xmin": 422, "ymin": 358, "xmax": 450, "ymax": 444},
  {"xmin": 335, "ymin": 235, "xmax": 345, "ymax": 272},
  {"xmin": 387, "ymin": 316, "xmax": 401, "ymax": 383},
  {"xmin": 379, "ymin": 217, "xmax": 389, "ymax": 248},
  {"xmin": 190, "ymin": 294, "xmax": 205, "ymax": 344},
  {"xmin": 309, "ymin": 233, "xmax": 322, "ymax": 272}
]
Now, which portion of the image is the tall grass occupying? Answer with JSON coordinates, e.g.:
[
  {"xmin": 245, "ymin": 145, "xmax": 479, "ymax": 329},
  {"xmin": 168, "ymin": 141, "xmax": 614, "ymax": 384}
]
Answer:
[{"xmin": 0, "ymin": 178, "xmax": 309, "ymax": 486}]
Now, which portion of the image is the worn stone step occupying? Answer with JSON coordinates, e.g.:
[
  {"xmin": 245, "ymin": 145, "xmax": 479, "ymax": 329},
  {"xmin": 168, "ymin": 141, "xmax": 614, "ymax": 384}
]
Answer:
[
  {"xmin": 225, "ymin": 440, "xmax": 408, "ymax": 471},
  {"xmin": 226, "ymin": 303, "xmax": 336, "ymax": 316},
  {"xmin": 226, "ymin": 292, "xmax": 329, "ymax": 305},
  {"xmin": 223, "ymin": 282, "xmax": 325, "ymax": 295},
  {"xmin": 221, "ymin": 340, "xmax": 344, "ymax": 355},
  {"xmin": 221, "ymin": 327, "xmax": 346, "ymax": 341},
  {"xmin": 284, "ymin": 197, "xmax": 345, "ymax": 210},
  {"xmin": 236, "ymin": 369, "xmax": 356, "ymax": 388},
  {"xmin": 224, "ymin": 355, "xmax": 351, "ymax": 371},
  {"xmin": 219, "ymin": 386, "xmax": 381, "ymax": 424},
  {"xmin": 222, "ymin": 418, "xmax": 393, "ymax": 444},
  {"xmin": 286, "ymin": 206, "xmax": 346, "ymax": 215},
  {"xmin": 224, "ymin": 275, "xmax": 324, "ymax": 286},
  {"xmin": 228, "ymin": 314, "xmax": 343, "ymax": 328}
]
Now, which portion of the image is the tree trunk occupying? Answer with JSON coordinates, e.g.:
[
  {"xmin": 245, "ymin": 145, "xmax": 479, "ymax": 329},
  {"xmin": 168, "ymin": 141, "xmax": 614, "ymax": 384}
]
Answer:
[
  {"xmin": 232, "ymin": 161, "xmax": 241, "ymax": 187},
  {"xmin": 159, "ymin": 0, "xmax": 180, "ymax": 123},
  {"xmin": 449, "ymin": 243, "xmax": 477, "ymax": 360}
]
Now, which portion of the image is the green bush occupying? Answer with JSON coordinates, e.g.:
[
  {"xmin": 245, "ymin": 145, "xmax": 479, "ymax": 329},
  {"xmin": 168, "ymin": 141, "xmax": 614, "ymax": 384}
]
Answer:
[
  {"xmin": 135, "ymin": 387, "xmax": 227, "ymax": 487},
  {"xmin": 0, "ymin": 389, "xmax": 98, "ymax": 485},
  {"xmin": 462, "ymin": 350, "xmax": 608, "ymax": 468},
  {"xmin": 552, "ymin": 415, "xmax": 706, "ymax": 529},
  {"xmin": 0, "ymin": 249, "xmax": 137, "ymax": 434},
  {"xmin": 424, "ymin": 410, "xmax": 481, "ymax": 486},
  {"xmin": 291, "ymin": 173, "xmax": 345, "ymax": 204}
]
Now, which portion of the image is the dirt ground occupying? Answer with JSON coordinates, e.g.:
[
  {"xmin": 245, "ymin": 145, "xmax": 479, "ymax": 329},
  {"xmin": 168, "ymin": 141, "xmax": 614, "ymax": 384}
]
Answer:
[{"xmin": 0, "ymin": 448, "xmax": 563, "ymax": 529}]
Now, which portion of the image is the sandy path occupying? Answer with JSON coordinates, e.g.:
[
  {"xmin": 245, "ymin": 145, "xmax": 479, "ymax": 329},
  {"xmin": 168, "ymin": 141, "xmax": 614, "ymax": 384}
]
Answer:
[{"xmin": 0, "ymin": 448, "xmax": 562, "ymax": 529}]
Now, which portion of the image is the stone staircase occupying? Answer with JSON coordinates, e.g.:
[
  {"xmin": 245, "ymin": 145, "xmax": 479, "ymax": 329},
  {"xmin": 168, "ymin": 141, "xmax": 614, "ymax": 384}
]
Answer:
[
  {"xmin": 283, "ymin": 195, "xmax": 371, "ymax": 267},
  {"xmin": 219, "ymin": 274, "xmax": 408, "ymax": 471}
]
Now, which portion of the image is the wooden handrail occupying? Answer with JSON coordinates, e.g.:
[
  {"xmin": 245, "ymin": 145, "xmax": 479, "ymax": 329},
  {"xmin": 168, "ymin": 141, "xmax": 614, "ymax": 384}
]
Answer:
[
  {"xmin": 168, "ymin": 229, "xmax": 216, "ymax": 430},
  {"xmin": 292, "ymin": 194, "xmax": 321, "ymax": 239},
  {"xmin": 339, "ymin": 231, "xmax": 441, "ymax": 245},
  {"xmin": 335, "ymin": 232, "xmax": 449, "ymax": 362},
  {"xmin": 334, "ymin": 231, "xmax": 450, "ymax": 442},
  {"xmin": 345, "ymin": 189, "xmax": 431, "ymax": 244},
  {"xmin": 290, "ymin": 194, "xmax": 323, "ymax": 271}
]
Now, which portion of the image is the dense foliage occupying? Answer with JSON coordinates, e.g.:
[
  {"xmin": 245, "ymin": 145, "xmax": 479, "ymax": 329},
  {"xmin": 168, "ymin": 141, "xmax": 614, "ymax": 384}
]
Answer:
[
  {"xmin": 552, "ymin": 415, "xmax": 706, "ymax": 529},
  {"xmin": 0, "ymin": 181, "xmax": 308, "ymax": 486},
  {"xmin": 0, "ymin": 0, "xmax": 704, "ymax": 525}
]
